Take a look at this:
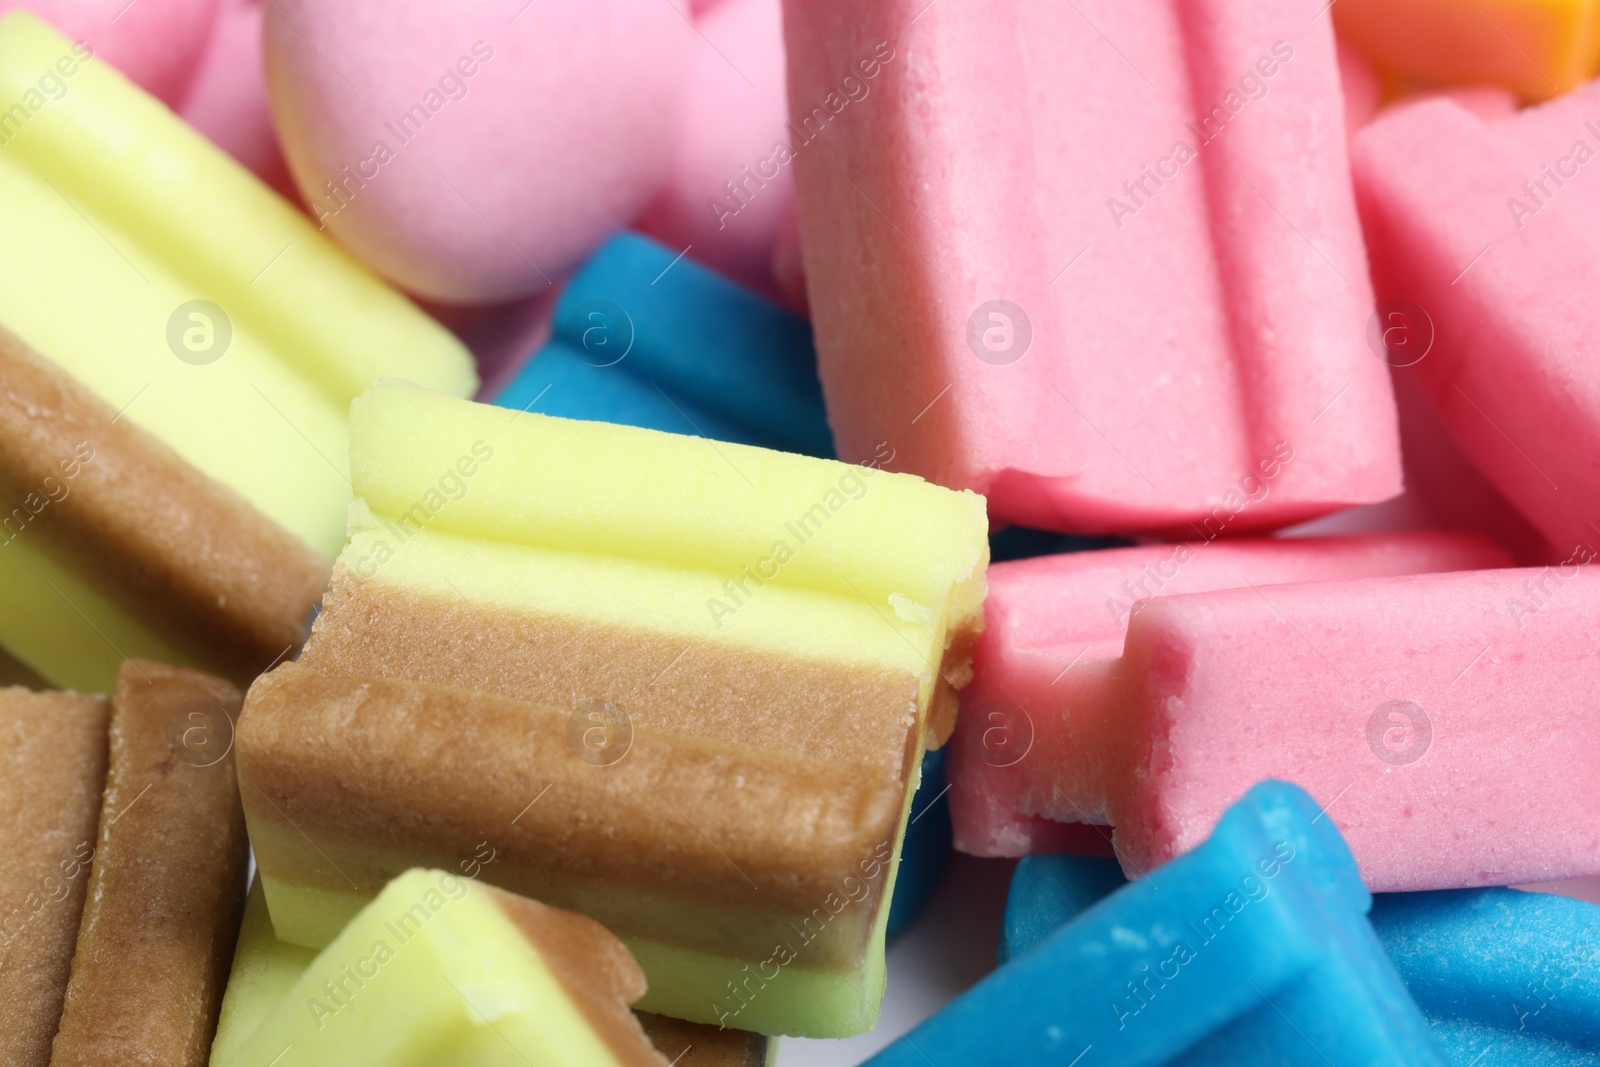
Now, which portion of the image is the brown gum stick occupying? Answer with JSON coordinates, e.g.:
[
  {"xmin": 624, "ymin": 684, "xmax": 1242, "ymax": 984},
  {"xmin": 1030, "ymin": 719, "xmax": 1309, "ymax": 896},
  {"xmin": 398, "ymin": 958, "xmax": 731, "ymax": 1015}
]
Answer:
[
  {"xmin": 49, "ymin": 660, "xmax": 249, "ymax": 1067},
  {"xmin": 0, "ymin": 687, "xmax": 108, "ymax": 1067}
]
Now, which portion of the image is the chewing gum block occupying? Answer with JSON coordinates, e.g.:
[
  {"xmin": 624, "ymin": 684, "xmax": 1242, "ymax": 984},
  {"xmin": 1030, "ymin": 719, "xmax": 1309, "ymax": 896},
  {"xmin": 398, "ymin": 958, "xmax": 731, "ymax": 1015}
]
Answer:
[
  {"xmin": 865, "ymin": 781, "xmax": 1446, "ymax": 1066},
  {"xmin": 1373, "ymin": 887, "xmax": 1600, "ymax": 1064},
  {"xmin": 241, "ymin": 381, "xmax": 987, "ymax": 1037},
  {"xmin": 494, "ymin": 232, "xmax": 832, "ymax": 457},
  {"xmin": 946, "ymin": 532, "xmax": 1508, "ymax": 857},
  {"xmin": 50, "ymin": 661, "xmax": 249, "ymax": 1067},
  {"xmin": 0, "ymin": 330, "xmax": 328, "ymax": 691},
  {"xmin": 1101, "ymin": 568, "xmax": 1600, "ymax": 890},
  {"xmin": 1354, "ymin": 78, "xmax": 1600, "ymax": 559},
  {"xmin": 1335, "ymin": 0, "xmax": 1600, "ymax": 102},
  {"xmin": 785, "ymin": 0, "xmax": 1400, "ymax": 534},
  {"xmin": 211, "ymin": 881, "xmax": 772, "ymax": 1067},
  {"xmin": 215, "ymin": 868, "xmax": 667, "ymax": 1067},
  {"xmin": 0, "ymin": 686, "xmax": 107, "ymax": 1067},
  {"xmin": 999, "ymin": 854, "xmax": 1126, "ymax": 964},
  {"xmin": 0, "ymin": 12, "xmax": 474, "ymax": 689}
]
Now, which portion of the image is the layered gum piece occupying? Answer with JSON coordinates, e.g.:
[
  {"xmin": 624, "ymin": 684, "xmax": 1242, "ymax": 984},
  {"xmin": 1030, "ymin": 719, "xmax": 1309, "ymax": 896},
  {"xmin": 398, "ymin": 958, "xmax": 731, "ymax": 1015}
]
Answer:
[
  {"xmin": 1353, "ymin": 78, "xmax": 1600, "ymax": 559},
  {"xmin": 1102, "ymin": 568, "xmax": 1600, "ymax": 889},
  {"xmin": 213, "ymin": 869, "xmax": 668, "ymax": 1067},
  {"xmin": 0, "ymin": 686, "xmax": 107, "ymax": 1067},
  {"xmin": 50, "ymin": 660, "xmax": 249, "ymax": 1067},
  {"xmin": 946, "ymin": 532, "xmax": 1511, "ymax": 857},
  {"xmin": 238, "ymin": 382, "xmax": 988, "ymax": 1037},
  {"xmin": 0, "ymin": 12, "xmax": 475, "ymax": 692},
  {"xmin": 784, "ymin": 0, "xmax": 1400, "ymax": 533},
  {"xmin": 212, "ymin": 881, "xmax": 773, "ymax": 1067}
]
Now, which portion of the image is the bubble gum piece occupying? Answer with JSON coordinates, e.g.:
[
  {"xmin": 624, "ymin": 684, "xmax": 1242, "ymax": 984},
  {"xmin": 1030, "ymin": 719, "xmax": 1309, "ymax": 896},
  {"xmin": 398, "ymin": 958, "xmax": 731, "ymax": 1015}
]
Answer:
[
  {"xmin": 637, "ymin": 0, "xmax": 794, "ymax": 296},
  {"xmin": 236, "ymin": 382, "xmax": 987, "ymax": 1037},
  {"xmin": 212, "ymin": 880, "xmax": 774, "ymax": 1067},
  {"xmin": 1353, "ymin": 81, "xmax": 1600, "ymax": 559},
  {"xmin": 784, "ymin": 0, "xmax": 1401, "ymax": 535},
  {"xmin": 1334, "ymin": 0, "xmax": 1600, "ymax": 102},
  {"xmin": 178, "ymin": 0, "xmax": 292, "ymax": 194},
  {"xmin": 50, "ymin": 661, "xmax": 249, "ymax": 1067},
  {"xmin": 865, "ymin": 781, "xmax": 1447, "ymax": 1067},
  {"xmin": 0, "ymin": 12, "xmax": 475, "ymax": 690},
  {"xmin": 0, "ymin": 0, "xmax": 220, "ymax": 104},
  {"xmin": 1091, "ymin": 567, "xmax": 1600, "ymax": 890},
  {"xmin": 213, "ymin": 869, "xmax": 668, "ymax": 1067},
  {"xmin": 492, "ymin": 232, "xmax": 832, "ymax": 457},
  {"xmin": 0, "ymin": 686, "xmax": 107, "ymax": 1067},
  {"xmin": 1371, "ymin": 887, "xmax": 1600, "ymax": 1064},
  {"xmin": 998, "ymin": 854, "xmax": 1125, "ymax": 964},
  {"xmin": 946, "ymin": 532, "xmax": 1508, "ymax": 858},
  {"xmin": 264, "ymin": 0, "xmax": 693, "ymax": 304}
]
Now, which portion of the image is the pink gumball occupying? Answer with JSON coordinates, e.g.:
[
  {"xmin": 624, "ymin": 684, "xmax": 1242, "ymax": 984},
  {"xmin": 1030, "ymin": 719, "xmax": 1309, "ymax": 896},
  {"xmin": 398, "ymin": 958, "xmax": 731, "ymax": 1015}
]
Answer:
[
  {"xmin": 179, "ymin": 0, "xmax": 292, "ymax": 194},
  {"xmin": 0, "ymin": 0, "xmax": 220, "ymax": 103},
  {"xmin": 637, "ymin": 0, "xmax": 793, "ymax": 297},
  {"xmin": 265, "ymin": 0, "xmax": 693, "ymax": 304}
]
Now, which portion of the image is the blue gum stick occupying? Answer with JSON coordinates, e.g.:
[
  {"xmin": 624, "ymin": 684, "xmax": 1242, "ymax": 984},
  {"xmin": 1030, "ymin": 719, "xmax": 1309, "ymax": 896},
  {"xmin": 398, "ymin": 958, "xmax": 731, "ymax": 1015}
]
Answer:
[
  {"xmin": 863, "ymin": 780, "xmax": 1446, "ymax": 1067},
  {"xmin": 493, "ymin": 232, "xmax": 833, "ymax": 457}
]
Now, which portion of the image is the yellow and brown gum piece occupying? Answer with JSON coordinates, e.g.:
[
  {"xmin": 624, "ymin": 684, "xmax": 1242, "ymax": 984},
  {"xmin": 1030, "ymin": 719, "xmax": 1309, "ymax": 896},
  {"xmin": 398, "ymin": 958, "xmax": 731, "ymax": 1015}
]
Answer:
[
  {"xmin": 0, "ymin": 329, "xmax": 328, "ymax": 684},
  {"xmin": 49, "ymin": 660, "xmax": 249, "ymax": 1067},
  {"xmin": 238, "ymin": 664, "xmax": 901, "ymax": 965},
  {"xmin": 489, "ymin": 887, "xmax": 668, "ymax": 1067}
]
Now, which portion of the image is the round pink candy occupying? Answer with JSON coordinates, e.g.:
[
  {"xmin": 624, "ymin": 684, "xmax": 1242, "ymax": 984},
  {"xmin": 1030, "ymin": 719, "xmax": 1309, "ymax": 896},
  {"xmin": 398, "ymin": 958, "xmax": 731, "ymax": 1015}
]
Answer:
[
  {"xmin": 1, "ymin": 0, "xmax": 220, "ymax": 103},
  {"xmin": 178, "ymin": 0, "xmax": 292, "ymax": 195},
  {"xmin": 636, "ymin": 0, "xmax": 793, "ymax": 296},
  {"xmin": 264, "ymin": 0, "xmax": 692, "ymax": 305}
]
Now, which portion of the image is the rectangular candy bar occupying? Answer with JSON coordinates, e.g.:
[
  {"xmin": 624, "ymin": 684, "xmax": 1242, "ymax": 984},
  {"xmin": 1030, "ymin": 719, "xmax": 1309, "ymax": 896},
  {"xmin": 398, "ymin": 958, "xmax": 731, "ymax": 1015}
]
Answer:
[
  {"xmin": 50, "ymin": 660, "xmax": 250, "ymax": 1067},
  {"xmin": 785, "ymin": 0, "xmax": 1400, "ymax": 533},
  {"xmin": 1096, "ymin": 568, "xmax": 1600, "ymax": 889},
  {"xmin": 494, "ymin": 231, "xmax": 832, "ymax": 457},
  {"xmin": 946, "ymin": 532, "xmax": 1508, "ymax": 856},
  {"xmin": 864, "ymin": 781, "xmax": 1447, "ymax": 1066},
  {"xmin": 0, "ymin": 12, "xmax": 476, "ymax": 692},
  {"xmin": 237, "ymin": 381, "xmax": 987, "ymax": 1037},
  {"xmin": 1353, "ymin": 77, "xmax": 1600, "ymax": 561},
  {"xmin": 0, "ymin": 686, "xmax": 106, "ymax": 1067}
]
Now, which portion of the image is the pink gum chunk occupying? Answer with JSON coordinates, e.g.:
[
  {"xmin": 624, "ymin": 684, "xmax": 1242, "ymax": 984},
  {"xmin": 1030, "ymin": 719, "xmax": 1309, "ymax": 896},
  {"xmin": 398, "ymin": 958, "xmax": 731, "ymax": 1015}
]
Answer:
[
  {"xmin": 783, "ymin": 0, "xmax": 1401, "ymax": 534},
  {"xmin": 1353, "ymin": 83, "xmax": 1600, "ymax": 558},
  {"xmin": 1111, "ymin": 566, "xmax": 1600, "ymax": 890},
  {"xmin": 948, "ymin": 532, "xmax": 1510, "ymax": 857}
]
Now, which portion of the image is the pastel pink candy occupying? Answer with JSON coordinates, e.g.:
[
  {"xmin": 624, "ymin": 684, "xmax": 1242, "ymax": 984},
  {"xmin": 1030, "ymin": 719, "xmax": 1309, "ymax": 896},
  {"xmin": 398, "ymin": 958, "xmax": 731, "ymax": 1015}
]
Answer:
[
  {"xmin": 264, "ymin": 0, "xmax": 692, "ymax": 304},
  {"xmin": 1, "ymin": 0, "xmax": 219, "ymax": 103},
  {"xmin": 178, "ymin": 0, "xmax": 291, "ymax": 194},
  {"xmin": 948, "ymin": 531, "xmax": 1509, "ymax": 858},
  {"xmin": 1105, "ymin": 567, "xmax": 1600, "ymax": 890},
  {"xmin": 784, "ymin": 0, "xmax": 1401, "ymax": 534},
  {"xmin": 636, "ymin": 0, "xmax": 793, "ymax": 297},
  {"xmin": 1353, "ymin": 83, "xmax": 1600, "ymax": 558}
]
